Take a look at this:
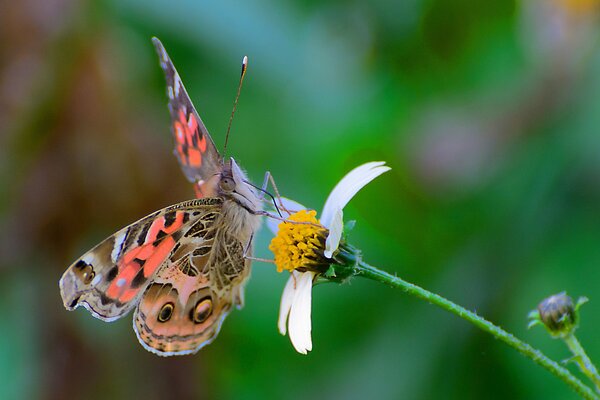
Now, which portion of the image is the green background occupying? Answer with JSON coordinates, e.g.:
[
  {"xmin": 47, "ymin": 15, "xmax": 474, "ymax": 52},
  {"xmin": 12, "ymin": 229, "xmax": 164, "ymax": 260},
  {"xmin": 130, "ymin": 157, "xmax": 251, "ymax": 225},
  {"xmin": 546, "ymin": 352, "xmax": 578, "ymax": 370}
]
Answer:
[{"xmin": 2, "ymin": 0, "xmax": 600, "ymax": 398}]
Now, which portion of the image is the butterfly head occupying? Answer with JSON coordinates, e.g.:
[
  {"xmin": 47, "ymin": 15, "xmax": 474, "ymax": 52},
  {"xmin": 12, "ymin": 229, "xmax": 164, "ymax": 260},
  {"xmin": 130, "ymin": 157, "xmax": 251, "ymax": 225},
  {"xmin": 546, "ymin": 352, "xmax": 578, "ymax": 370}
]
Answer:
[{"xmin": 219, "ymin": 158, "xmax": 260, "ymax": 211}]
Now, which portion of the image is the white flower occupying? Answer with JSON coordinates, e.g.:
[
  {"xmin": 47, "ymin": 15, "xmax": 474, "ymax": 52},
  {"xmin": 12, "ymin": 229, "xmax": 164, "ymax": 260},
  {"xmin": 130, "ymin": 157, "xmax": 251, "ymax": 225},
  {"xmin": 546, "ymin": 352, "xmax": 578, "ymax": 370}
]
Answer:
[{"xmin": 268, "ymin": 161, "xmax": 391, "ymax": 354}]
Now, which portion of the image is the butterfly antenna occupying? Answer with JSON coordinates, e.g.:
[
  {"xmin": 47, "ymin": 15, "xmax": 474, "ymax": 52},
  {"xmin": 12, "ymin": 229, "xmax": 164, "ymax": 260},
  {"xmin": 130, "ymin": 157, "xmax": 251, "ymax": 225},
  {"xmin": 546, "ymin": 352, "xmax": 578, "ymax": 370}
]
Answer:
[
  {"xmin": 243, "ymin": 179, "xmax": 283, "ymax": 217},
  {"xmin": 223, "ymin": 55, "xmax": 248, "ymax": 158}
]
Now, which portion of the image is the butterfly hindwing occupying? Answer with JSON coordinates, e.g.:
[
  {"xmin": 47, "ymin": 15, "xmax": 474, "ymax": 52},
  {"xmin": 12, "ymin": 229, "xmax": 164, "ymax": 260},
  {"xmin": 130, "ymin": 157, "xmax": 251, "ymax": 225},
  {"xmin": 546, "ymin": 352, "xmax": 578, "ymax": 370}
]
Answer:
[
  {"xmin": 133, "ymin": 217, "xmax": 251, "ymax": 356},
  {"xmin": 152, "ymin": 37, "xmax": 222, "ymax": 196},
  {"xmin": 132, "ymin": 261, "xmax": 232, "ymax": 356},
  {"xmin": 59, "ymin": 198, "xmax": 224, "ymax": 322}
]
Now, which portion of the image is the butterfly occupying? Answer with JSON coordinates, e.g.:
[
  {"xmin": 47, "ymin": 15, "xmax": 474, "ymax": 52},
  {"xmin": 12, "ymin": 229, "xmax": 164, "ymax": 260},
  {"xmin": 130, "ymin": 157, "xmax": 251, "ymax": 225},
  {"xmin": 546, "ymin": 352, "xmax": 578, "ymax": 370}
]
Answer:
[{"xmin": 59, "ymin": 37, "xmax": 263, "ymax": 356}]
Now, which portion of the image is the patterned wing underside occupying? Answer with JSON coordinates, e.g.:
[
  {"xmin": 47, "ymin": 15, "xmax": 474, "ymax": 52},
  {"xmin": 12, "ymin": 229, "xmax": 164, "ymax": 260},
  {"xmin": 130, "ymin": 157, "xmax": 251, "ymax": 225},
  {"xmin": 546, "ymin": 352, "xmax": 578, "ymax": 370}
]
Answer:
[
  {"xmin": 133, "ymin": 226, "xmax": 250, "ymax": 356},
  {"xmin": 152, "ymin": 37, "xmax": 222, "ymax": 195},
  {"xmin": 59, "ymin": 198, "xmax": 224, "ymax": 322}
]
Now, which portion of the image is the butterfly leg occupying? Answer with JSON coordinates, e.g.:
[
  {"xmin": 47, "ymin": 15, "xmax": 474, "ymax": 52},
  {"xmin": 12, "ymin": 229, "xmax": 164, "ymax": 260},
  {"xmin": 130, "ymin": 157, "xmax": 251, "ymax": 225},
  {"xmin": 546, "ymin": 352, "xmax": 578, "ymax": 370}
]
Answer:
[
  {"xmin": 264, "ymin": 172, "xmax": 292, "ymax": 215},
  {"xmin": 249, "ymin": 172, "xmax": 323, "ymax": 227},
  {"xmin": 243, "ymin": 232, "xmax": 253, "ymax": 255},
  {"xmin": 259, "ymin": 171, "xmax": 271, "ymax": 198},
  {"xmin": 259, "ymin": 171, "xmax": 285, "ymax": 209},
  {"xmin": 252, "ymin": 210, "xmax": 323, "ymax": 231},
  {"xmin": 256, "ymin": 171, "xmax": 294, "ymax": 216},
  {"xmin": 241, "ymin": 232, "xmax": 275, "ymax": 264},
  {"xmin": 245, "ymin": 255, "xmax": 275, "ymax": 263}
]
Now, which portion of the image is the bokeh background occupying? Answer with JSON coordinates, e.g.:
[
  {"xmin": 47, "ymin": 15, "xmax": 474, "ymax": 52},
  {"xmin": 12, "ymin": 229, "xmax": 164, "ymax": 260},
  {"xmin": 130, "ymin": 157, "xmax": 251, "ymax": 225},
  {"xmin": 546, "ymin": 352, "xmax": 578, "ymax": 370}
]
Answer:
[{"xmin": 2, "ymin": 0, "xmax": 600, "ymax": 398}]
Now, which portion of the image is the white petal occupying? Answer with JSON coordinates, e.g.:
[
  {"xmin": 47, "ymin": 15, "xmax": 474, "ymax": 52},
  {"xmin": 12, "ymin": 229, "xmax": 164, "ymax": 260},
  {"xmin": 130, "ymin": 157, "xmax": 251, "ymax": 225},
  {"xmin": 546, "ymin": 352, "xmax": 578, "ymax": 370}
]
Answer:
[
  {"xmin": 266, "ymin": 197, "xmax": 307, "ymax": 234},
  {"xmin": 288, "ymin": 271, "xmax": 315, "ymax": 354},
  {"xmin": 324, "ymin": 208, "xmax": 343, "ymax": 258},
  {"xmin": 321, "ymin": 162, "xmax": 391, "ymax": 228},
  {"xmin": 278, "ymin": 272, "xmax": 298, "ymax": 335}
]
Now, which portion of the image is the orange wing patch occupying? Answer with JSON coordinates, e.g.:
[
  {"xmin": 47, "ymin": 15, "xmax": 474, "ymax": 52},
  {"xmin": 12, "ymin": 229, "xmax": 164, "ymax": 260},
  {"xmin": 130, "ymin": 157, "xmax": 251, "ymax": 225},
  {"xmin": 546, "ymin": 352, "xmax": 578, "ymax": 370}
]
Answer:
[
  {"xmin": 106, "ymin": 212, "xmax": 188, "ymax": 303},
  {"xmin": 173, "ymin": 110, "xmax": 209, "ymax": 169}
]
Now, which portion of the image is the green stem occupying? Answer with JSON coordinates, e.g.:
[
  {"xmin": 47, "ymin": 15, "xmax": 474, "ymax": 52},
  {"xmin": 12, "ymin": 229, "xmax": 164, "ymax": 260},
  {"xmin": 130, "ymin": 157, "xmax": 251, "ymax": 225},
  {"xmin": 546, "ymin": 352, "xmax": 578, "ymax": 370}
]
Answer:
[
  {"xmin": 564, "ymin": 334, "xmax": 600, "ymax": 393},
  {"xmin": 352, "ymin": 259, "xmax": 598, "ymax": 400}
]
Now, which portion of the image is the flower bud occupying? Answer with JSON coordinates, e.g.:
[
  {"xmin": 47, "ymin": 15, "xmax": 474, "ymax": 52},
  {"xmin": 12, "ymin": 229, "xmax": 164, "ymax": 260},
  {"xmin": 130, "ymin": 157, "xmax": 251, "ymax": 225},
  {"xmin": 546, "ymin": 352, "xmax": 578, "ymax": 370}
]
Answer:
[{"xmin": 537, "ymin": 292, "xmax": 577, "ymax": 338}]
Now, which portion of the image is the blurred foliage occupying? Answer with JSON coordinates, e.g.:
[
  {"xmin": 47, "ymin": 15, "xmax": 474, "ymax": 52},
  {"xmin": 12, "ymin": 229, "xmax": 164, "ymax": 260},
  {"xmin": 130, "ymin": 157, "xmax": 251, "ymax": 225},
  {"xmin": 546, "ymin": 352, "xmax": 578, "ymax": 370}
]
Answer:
[{"xmin": 1, "ymin": 0, "xmax": 600, "ymax": 399}]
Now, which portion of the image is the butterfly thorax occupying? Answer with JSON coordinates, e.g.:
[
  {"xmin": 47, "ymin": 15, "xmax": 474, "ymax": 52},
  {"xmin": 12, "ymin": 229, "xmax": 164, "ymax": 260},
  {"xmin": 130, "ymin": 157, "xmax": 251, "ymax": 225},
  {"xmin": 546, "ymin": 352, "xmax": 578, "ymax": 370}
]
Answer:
[{"xmin": 214, "ymin": 157, "xmax": 261, "ymax": 239}]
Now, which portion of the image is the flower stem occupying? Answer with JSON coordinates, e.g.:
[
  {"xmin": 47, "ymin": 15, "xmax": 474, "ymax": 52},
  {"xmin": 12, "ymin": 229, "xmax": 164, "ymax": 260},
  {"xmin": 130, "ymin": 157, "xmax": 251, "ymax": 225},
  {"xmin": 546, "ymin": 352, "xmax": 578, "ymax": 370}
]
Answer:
[
  {"xmin": 564, "ymin": 334, "xmax": 600, "ymax": 393},
  {"xmin": 353, "ymin": 259, "xmax": 598, "ymax": 400}
]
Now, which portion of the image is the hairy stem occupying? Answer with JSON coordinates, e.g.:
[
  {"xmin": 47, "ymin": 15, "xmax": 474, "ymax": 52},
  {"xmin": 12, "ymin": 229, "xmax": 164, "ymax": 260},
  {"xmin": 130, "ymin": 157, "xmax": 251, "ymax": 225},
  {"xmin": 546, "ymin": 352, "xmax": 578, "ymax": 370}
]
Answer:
[
  {"xmin": 564, "ymin": 334, "xmax": 600, "ymax": 393},
  {"xmin": 351, "ymin": 259, "xmax": 598, "ymax": 400}
]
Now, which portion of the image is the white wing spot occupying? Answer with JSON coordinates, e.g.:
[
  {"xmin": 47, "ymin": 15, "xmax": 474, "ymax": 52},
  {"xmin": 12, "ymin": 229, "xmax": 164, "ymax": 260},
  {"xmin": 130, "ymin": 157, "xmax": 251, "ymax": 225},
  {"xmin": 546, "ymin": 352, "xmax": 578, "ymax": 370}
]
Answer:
[
  {"xmin": 111, "ymin": 230, "xmax": 127, "ymax": 263},
  {"xmin": 174, "ymin": 74, "xmax": 181, "ymax": 96},
  {"xmin": 116, "ymin": 278, "xmax": 126, "ymax": 287},
  {"xmin": 91, "ymin": 274, "xmax": 102, "ymax": 286},
  {"xmin": 157, "ymin": 45, "xmax": 167, "ymax": 61},
  {"xmin": 167, "ymin": 86, "xmax": 174, "ymax": 100},
  {"xmin": 82, "ymin": 253, "xmax": 96, "ymax": 265}
]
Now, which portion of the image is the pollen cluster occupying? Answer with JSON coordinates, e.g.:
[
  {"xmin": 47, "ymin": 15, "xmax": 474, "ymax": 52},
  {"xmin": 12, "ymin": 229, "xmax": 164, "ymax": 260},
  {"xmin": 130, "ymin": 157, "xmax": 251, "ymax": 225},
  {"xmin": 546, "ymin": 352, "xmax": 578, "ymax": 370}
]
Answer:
[{"xmin": 269, "ymin": 210, "xmax": 328, "ymax": 273}]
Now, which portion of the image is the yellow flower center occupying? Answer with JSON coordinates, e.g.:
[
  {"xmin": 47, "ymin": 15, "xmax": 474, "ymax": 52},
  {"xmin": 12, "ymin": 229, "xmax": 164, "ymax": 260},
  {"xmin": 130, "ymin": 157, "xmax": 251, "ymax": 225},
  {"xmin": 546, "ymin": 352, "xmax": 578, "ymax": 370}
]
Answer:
[{"xmin": 268, "ymin": 210, "xmax": 329, "ymax": 273}]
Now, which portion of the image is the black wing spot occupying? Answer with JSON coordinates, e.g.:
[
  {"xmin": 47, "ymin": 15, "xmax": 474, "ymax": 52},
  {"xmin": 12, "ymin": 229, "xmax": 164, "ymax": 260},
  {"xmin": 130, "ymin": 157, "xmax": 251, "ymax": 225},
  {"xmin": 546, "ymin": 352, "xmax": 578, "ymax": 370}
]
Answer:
[
  {"xmin": 156, "ymin": 230, "xmax": 168, "ymax": 241},
  {"xmin": 100, "ymin": 293, "xmax": 113, "ymax": 306},
  {"xmin": 164, "ymin": 211, "xmax": 177, "ymax": 228},
  {"xmin": 131, "ymin": 269, "xmax": 147, "ymax": 289},
  {"xmin": 74, "ymin": 260, "xmax": 88, "ymax": 270},
  {"xmin": 133, "ymin": 258, "xmax": 146, "ymax": 267},
  {"xmin": 158, "ymin": 302, "xmax": 175, "ymax": 323},
  {"xmin": 69, "ymin": 296, "xmax": 81, "ymax": 308},
  {"xmin": 137, "ymin": 223, "xmax": 151, "ymax": 246},
  {"xmin": 73, "ymin": 261, "xmax": 95, "ymax": 285},
  {"xmin": 106, "ymin": 266, "xmax": 119, "ymax": 282}
]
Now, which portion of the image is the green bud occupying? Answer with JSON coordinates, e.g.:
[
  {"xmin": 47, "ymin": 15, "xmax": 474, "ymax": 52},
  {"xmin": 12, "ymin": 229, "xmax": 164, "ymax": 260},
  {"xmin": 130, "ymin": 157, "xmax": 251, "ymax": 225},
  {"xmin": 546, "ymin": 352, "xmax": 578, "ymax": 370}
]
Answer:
[{"xmin": 535, "ymin": 292, "xmax": 578, "ymax": 338}]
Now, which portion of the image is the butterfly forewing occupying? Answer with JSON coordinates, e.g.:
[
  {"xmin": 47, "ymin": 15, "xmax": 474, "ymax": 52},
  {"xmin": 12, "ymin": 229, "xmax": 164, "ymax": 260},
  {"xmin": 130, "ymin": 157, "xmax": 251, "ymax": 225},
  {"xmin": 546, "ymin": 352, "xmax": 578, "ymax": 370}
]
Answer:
[
  {"xmin": 152, "ymin": 38, "xmax": 222, "ymax": 191},
  {"xmin": 59, "ymin": 198, "xmax": 224, "ymax": 322}
]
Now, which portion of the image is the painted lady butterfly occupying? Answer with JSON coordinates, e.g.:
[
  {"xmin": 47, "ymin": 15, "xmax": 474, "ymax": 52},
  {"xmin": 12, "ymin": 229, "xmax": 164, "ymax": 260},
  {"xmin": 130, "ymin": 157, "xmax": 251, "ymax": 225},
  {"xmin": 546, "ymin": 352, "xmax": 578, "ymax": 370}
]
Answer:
[{"xmin": 59, "ymin": 38, "xmax": 262, "ymax": 356}]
